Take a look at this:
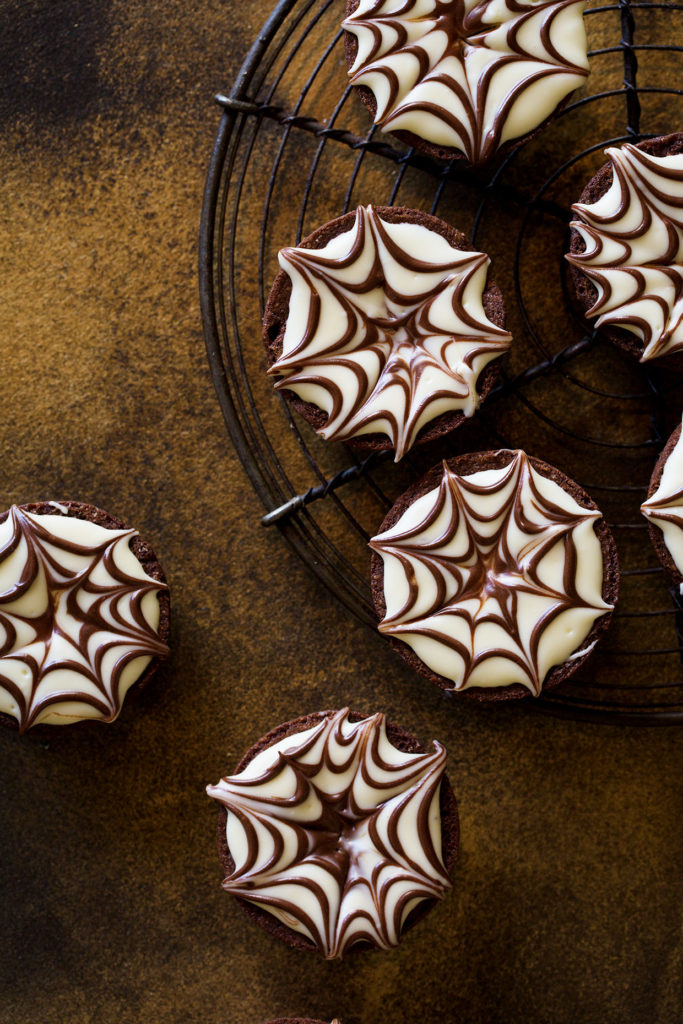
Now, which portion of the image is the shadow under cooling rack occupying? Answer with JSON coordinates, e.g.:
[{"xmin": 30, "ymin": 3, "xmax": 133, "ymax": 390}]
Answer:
[{"xmin": 200, "ymin": 0, "xmax": 683, "ymax": 723}]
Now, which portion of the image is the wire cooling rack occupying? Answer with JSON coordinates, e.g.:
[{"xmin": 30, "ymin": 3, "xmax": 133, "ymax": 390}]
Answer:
[{"xmin": 200, "ymin": 0, "xmax": 683, "ymax": 723}]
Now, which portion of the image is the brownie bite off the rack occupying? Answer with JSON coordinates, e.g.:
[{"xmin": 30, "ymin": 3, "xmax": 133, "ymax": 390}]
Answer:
[
  {"xmin": 262, "ymin": 1020, "xmax": 340, "ymax": 1024},
  {"xmin": 207, "ymin": 708, "xmax": 458, "ymax": 959},
  {"xmin": 0, "ymin": 501, "xmax": 169, "ymax": 731},
  {"xmin": 264, "ymin": 204, "xmax": 511, "ymax": 460}
]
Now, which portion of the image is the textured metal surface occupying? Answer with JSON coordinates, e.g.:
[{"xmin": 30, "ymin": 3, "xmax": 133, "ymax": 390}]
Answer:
[{"xmin": 200, "ymin": 0, "xmax": 683, "ymax": 721}]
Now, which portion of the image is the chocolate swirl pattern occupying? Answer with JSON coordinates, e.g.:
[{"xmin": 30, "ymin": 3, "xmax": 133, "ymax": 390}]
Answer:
[
  {"xmin": 206, "ymin": 708, "xmax": 451, "ymax": 959},
  {"xmin": 370, "ymin": 452, "xmax": 613, "ymax": 694},
  {"xmin": 269, "ymin": 205, "xmax": 511, "ymax": 460},
  {"xmin": 568, "ymin": 142, "xmax": 683, "ymax": 362},
  {"xmin": 0, "ymin": 506, "xmax": 169, "ymax": 730},
  {"xmin": 641, "ymin": 416, "xmax": 683, "ymax": 581},
  {"xmin": 343, "ymin": 0, "xmax": 589, "ymax": 164}
]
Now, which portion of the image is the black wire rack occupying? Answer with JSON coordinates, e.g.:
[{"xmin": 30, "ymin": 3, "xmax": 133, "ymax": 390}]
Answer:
[{"xmin": 200, "ymin": 0, "xmax": 683, "ymax": 724}]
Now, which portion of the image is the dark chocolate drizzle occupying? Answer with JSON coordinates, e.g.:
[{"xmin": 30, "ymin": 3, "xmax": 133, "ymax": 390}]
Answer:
[
  {"xmin": 343, "ymin": 0, "xmax": 589, "ymax": 165},
  {"xmin": 207, "ymin": 708, "xmax": 451, "ymax": 960},
  {"xmin": 0, "ymin": 506, "xmax": 169, "ymax": 731},
  {"xmin": 370, "ymin": 451, "xmax": 612, "ymax": 695}
]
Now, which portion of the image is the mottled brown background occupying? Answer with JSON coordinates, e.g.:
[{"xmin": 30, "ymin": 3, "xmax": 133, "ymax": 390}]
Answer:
[{"xmin": 1, "ymin": 2, "xmax": 682, "ymax": 1023}]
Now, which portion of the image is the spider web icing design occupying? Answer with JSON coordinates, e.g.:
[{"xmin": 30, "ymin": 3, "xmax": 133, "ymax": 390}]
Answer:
[
  {"xmin": 343, "ymin": 0, "xmax": 589, "ymax": 164},
  {"xmin": 370, "ymin": 452, "xmax": 613, "ymax": 694},
  {"xmin": 0, "ymin": 507, "xmax": 168, "ymax": 730},
  {"xmin": 206, "ymin": 708, "xmax": 451, "ymax": 959},
  {"xmin": 568, "ymin": 142, "xmax": 683, "ymax": 362},
  {"xmin": 269, "ymin": 205, "xmax": 511, "ymax": 460},
  {"xmin": 641, "ymin": 416, "xmax": 683, "ymax": 580}
]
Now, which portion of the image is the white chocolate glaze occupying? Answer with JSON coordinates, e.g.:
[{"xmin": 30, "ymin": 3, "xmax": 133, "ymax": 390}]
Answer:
[
  {"xmin": 568, "ymin": 141, "xmax": 683, "ymax": 361},
  {"xmin": 0, "ymin": 506, "xmax": 168, "ymax": 730},
  {"xmin": 370, "ymin": 451, "xmax": 613, "ymax": 694},
  {"xmin": 343, "ymin": 0, "xmax": 589, "ymax": 165},
  {"xmin": 206, "ymin": 708, "xmax": 452, "ymax": 959},
  {"xmin": 641, "ymin": 416, "xmax": 683, "ymax": 576},
  {"xmin": 269, "ymin": 205, "xmax": 511, "ymax": 460}
]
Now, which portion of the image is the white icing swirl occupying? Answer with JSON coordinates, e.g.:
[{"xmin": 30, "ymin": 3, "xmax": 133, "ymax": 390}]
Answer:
[
  {"xmin": 641, "ymin": 415, "xmax": 683, "ymax": 578},
  {"xmin": 206, "ymin": 708, "xmax": 452, "ymax": 959},
  {"xmin": 370, "ymin": 451, "xmax": 613, "ymax": 694},
  {"xmin": 269, "ymin": 205, "xmax": 511, "ymax": 460},
  {"xmin": 343, "ymin": 0, "xmax": 589, "ymax": 165},
  {"xmin": 0, "ymin": 506, "xmax": 168, "ymax": 729},
  {"xmin": 568, "ymin": 141, "xmax": 683, "ymax": 362}
]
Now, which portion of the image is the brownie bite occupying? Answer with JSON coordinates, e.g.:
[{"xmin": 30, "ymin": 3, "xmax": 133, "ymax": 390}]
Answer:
[
  {"xmin": 262, "ymin": 1019, "xmax": 339, "ymax": 1023},
  {"xmin": 641, "ymin": 416, "xmax": 683, "ymax": 587},
  {"xmin": 207, "ymin": 708, "xmax": 458, "ymax": 958},
  {"xmin": 342, "ymin": 0, "xmax": 589, "ymax": 166},
  {"xmin": 264, "ymin": 204, "xmax": 511, "ymax": 461},
  {"xmin": 567, "ymin": 132, "xmax": 683, "ymax": 365},
  {"xmin": 370, "ymin": 450, "xmax": 619, "ymax": 701},
  {"xmin": 0, "ymin": 500, "xmax": 169, "ymax": 731}
]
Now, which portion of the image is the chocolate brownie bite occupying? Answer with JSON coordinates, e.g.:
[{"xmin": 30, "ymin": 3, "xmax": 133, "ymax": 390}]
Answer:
[
  {"xmin": 641, "ymin": 416, "xmax": 683, "ymax": 587},
  {"xmin": 567, "ymin": 132, "xmax": 683, "ymax": 365},
  {"xmin": 342, "ymin": 0, "xmax": 589, "ymax": 166},
  {"xmin": 206, "ymin": 708, "xmax": 458, "ymax": 959},
  {"xmin": 370, "ymin": 450, "xmax": 619, "ymax": 701},
  {"xmin": 262, "ymin": 1019, "xmax": 339, "ymax": 1024},
  {"xmin": 0, "ymin": 500, "xmax": 169, "ymax": 732},
  {"xmin": 264, "ymin": 204, "xmax": 511, "ymax": 461}
]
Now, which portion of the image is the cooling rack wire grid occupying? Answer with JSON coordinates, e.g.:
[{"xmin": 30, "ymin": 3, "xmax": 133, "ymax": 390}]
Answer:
[{"xmin": 200, "ymin": 0, "xmax": 683, "ymax": 723}]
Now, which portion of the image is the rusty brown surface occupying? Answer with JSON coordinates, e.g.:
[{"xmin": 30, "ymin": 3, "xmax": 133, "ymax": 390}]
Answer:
[{"xmin": 1, "ymin": 3, "xmax": 682, "ymax": 1023}]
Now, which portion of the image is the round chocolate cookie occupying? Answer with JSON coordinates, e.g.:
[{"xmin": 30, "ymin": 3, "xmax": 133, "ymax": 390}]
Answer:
[
  {"xmin": 342, "ymin": 0, "xmax": 589, "ymax": 167},
  {"xmin": 568, "ymin": 132, "xmax": 683, "ymax": 366},
  {"xmin": 370, "ymin": 450, "xmax": 619, "ymax": 701},
  {"xmin": 207, "ymin": 708, "xmax": 458, "ymax": 959},
  {"xmin": 0, "ymin": 500, "xmax": 170, "ymax": 732},
  {"xmin": 264, "ymin": 204, "xmax": 511, "ymax": 461},
  {"xmin": 641, "ymin": 417, "xmax": 683, "ymax": 586}
]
